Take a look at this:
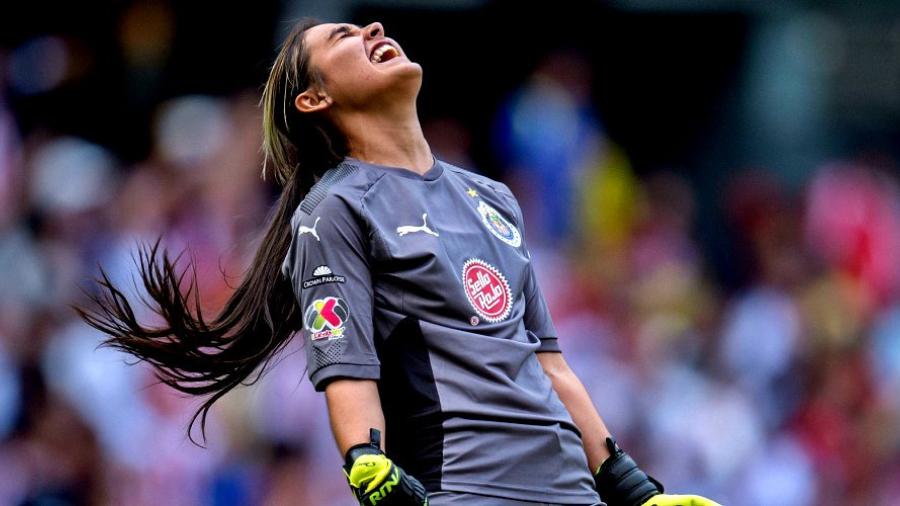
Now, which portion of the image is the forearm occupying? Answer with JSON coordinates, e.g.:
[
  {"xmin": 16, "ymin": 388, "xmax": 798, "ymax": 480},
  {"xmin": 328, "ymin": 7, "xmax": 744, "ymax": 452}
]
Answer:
[
  {"xmin": 537, "ymin": 351, "xmax": 612, "ymax": 473},
  {"xmin": 324, "ymin": 378, "xmax": 386, "ymax": 455},
  {"xmin": 326, "ymin": 379, "xmax": 429, "ymax": 505}
]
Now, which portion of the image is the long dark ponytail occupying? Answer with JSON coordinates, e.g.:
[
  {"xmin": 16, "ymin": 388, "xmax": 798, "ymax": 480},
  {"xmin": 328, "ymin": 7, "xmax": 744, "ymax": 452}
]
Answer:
[{"xmin": 74, "ymin": 17, "xmax": 348, "ymax": 445}]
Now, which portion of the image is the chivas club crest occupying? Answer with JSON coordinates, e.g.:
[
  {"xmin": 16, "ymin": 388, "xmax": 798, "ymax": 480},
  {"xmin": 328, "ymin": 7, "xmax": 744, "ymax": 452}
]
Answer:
[{"xmin": 477, "ymin": 201, "xmax": 521, "ymax": 247}]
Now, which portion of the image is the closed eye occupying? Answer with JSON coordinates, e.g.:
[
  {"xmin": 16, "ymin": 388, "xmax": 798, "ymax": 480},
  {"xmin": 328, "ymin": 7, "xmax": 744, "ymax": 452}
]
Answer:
[{"xmin": 329, "ymin": 25, "xmax": 357, "ymax": 45}]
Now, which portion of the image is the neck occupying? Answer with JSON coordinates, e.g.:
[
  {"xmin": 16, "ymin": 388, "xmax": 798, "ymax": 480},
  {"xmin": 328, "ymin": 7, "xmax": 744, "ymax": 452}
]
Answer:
[{"xmin": 337, "ymin": 102, "xmax": 433, "ymax": 175}]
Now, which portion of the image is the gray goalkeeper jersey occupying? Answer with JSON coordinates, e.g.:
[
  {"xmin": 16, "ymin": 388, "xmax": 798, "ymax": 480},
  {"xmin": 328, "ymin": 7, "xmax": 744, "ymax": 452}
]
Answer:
[{"xmin": 281, "ymin": 156, "xmax": 601, "ymax": 504}]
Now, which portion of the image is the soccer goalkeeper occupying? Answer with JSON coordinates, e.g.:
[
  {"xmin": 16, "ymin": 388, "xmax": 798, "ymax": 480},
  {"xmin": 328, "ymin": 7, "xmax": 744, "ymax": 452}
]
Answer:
[{"xmin": 78, "ymin": 17, "xmax": 722, "ymax": 506}]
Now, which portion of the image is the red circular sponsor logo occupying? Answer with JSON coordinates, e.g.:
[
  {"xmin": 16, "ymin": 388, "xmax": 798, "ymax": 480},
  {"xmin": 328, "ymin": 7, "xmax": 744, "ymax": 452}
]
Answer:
[{"xmin": 462, "ymin": 258, "xmax": 512, "ymax": 322}]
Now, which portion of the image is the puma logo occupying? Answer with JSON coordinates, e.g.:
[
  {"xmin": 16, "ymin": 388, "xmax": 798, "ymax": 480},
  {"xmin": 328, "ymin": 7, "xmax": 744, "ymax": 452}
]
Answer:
[
  {"xmin": 396, "ymin": 213, "xmax": 439, "ymax": 237},
  {"xmin": 298, "ymin": 216, "xmax": 320, "ymax": 241}
]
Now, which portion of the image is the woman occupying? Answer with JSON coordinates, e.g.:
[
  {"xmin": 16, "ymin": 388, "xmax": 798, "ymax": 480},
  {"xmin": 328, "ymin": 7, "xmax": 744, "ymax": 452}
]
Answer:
[{"xmin": 78, "ymin": 18, "xmax": 721, "ymax": 506}]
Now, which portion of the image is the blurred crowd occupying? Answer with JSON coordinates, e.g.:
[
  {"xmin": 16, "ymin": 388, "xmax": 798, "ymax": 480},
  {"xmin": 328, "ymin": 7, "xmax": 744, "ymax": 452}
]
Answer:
[
  {"xmin": 3, "ymin": 5, "xmax": 900, "ymax": 506},
  {"xmin": 493, "ymin": 53, "xmax": 900, "ymax": 505}
]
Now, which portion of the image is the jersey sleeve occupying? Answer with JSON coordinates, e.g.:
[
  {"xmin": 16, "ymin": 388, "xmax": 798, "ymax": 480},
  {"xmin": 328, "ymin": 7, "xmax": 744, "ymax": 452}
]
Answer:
[
  {"xmin": 493, "ymin": 182, "xmax": 561, "ymax": 353},
  {"xmin": 522, "ymin": 261, "xmax": 560, "ymax": 352},
  {"xmin": 281, "ymin": 195, "xmax": 380, "ymax": 391}
]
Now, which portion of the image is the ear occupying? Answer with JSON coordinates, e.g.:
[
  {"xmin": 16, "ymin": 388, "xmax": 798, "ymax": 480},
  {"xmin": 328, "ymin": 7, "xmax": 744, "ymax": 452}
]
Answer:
[{"xmin": 294, "ymin": 88, "xmax": 333, "ymax": 114}]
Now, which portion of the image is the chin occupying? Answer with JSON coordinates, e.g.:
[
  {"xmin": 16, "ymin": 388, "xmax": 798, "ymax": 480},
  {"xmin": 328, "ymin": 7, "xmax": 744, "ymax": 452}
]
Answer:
[
  {"xmin": 352, "ymin": 60, "xmax": 423, "ymax": 106},
  {"xmin": 378, "ymin": 60, "xmax": 423, "ymax": 88},
  {"xmin": 376, "ymin": 57, "xmax": 421, "ymax": 76}
]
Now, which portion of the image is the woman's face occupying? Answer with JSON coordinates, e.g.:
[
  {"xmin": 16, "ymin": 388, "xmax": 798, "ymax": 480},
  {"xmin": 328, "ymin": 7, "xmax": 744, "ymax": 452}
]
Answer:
[{"xmin": 300, "ymin": 22, "xmax": 422, "ymax": 112}]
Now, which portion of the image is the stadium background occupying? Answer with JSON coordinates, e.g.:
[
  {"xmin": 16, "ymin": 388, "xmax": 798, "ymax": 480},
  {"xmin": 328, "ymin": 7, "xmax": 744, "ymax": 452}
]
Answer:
[{"xmin": 2, "ymin": 0, "xmax": 900, "ymax": 504}]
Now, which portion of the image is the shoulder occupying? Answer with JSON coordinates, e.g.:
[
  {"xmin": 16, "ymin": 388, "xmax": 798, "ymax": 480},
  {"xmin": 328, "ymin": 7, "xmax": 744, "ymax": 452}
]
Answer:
[
  {"xmin": 443, "ymin": 161, "xmax": 521, "ymax": 218},
  {"xmin": 444, "ymin": 161, "xmax": 517, "ymax": 201},
  {"xmin": 289, "ymin": 161, "xmax": 383, "ymax": 230}
]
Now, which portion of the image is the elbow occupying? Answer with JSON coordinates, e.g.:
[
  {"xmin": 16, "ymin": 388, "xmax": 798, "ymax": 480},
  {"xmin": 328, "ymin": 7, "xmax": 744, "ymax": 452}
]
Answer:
[{"xmin": 538, "ymin": 351, "xmax": 574, "ymax": 382}]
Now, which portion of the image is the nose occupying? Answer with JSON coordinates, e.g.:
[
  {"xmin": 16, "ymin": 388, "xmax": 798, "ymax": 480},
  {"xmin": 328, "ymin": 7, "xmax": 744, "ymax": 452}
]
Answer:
[{"xmin": 364, "ymin": 22, "xmax": 384, "ymax": 40}]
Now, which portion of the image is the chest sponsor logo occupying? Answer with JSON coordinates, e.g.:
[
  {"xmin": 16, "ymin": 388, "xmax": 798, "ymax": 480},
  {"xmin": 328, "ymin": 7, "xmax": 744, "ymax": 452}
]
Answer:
[
  {"xmin": 477, "ymin": 201, "xmax": 521, "ymax": 248},
  {"xmin": 304, "ymin": 296, "xmax": 349, "ymax": 341},
  {"xmin": 303, "ymin": 265, "xmax": 346, "ymax": 289},
  {"xmin": 396, "ymin": 213, "xmax": 439, "ymax": 237},
  {"xmin": 462, "ymin": 258, "xmax": 512, "ymax": 322},
  {"xmin": 298, "ymin": 216, "xmax": 321, "ymax": 241}
]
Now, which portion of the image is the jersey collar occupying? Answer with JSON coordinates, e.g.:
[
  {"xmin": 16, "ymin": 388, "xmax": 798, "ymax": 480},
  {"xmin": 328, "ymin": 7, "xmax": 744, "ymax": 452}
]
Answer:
[{"xmin": 344, "ymin": 154, "xmax": 444, "ymax": 181}]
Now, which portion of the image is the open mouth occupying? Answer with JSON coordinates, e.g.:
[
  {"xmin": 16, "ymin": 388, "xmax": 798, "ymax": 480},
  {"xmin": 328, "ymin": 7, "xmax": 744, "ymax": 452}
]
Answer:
[{"xmin": 370, "ymin": 41, "xmax": 401, "ymax": 64}]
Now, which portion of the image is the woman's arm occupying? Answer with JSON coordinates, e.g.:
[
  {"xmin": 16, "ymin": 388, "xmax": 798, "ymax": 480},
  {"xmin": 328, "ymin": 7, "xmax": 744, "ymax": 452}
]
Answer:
[
  {"xmin": 537, "ymin": 351, "xmax": 612, "ymax": 473},
  {"xmin": 324, "ymin": 378, "xmax": 429, "ymax": 505},
  {"xmin": 538, "ymin": 351, "xmax": 722, "ymax": 506},
  {"xmin": 324, "ymin": 378, "xmax": 386, "ymax": 454}
]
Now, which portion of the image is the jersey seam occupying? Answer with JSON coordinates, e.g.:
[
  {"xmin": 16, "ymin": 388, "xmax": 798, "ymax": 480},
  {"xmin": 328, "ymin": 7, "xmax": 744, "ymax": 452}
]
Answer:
[
  {"xmin": 358, "ymin": 171, "xmax": 390, "ymax": 259},
  {"xmin": 524, "ymin": 279, "xmax": 541, "ymax": 311},
  {"xmin": 358, "ymin": 171, "xmax": 410, "ymax": 327}
]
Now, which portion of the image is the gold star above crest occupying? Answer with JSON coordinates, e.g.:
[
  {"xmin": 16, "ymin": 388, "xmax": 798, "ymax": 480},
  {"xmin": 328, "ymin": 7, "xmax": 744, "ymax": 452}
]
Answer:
[{"xmin": 466, "ymin": 188, "xmax": 478, "ymax": 197}]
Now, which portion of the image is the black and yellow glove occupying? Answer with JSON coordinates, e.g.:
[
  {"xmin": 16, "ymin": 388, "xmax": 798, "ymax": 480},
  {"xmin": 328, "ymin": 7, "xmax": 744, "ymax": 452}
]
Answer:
[
  {"xmin": 594, "ymin": 437, "xmax": 721, "ymax": 506},
  {"xmin": 343, "ymin": 429, "xmax": 428, "ymax": 506}
]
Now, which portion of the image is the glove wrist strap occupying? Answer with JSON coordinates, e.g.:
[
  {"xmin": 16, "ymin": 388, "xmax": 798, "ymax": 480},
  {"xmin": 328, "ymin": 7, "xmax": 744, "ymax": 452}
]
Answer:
[
  {"xmin": 594, "ymin": 437, "xmax": 663, "ymax": 506},
  {"xmin": 344, "ymin": 428, "xmax": 384, "ymax": 470}
]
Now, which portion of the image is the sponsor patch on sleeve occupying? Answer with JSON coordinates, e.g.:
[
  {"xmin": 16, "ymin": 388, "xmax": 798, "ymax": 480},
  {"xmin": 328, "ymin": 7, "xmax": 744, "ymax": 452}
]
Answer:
[{"xmin": 302, "ymin": 265, "xmax": 346, "ymax": 289}]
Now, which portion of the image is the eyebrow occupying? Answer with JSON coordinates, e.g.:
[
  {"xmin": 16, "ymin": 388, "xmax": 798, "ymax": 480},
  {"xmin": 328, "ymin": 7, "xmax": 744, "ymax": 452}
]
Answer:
[{"xmin": 327, "ymin": 24, "xmax": 359, "ymax": 44}]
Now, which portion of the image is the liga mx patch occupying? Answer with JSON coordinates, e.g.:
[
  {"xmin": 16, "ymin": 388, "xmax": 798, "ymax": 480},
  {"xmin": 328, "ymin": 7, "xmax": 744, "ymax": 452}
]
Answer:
[
  {"xmin": 462, "ymin": 258, "xmax": 512, "ymax": 322},
  {"xmin": 477, "ymin": 200, "xmax": 521, "ymax": 247},
  {"xmin": 304, "ymin": 296, "xmax": 349, "ymax": 341}
]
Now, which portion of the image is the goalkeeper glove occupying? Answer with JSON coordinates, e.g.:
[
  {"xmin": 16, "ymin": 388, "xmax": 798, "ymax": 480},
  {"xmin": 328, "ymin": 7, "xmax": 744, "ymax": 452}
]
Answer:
[
  {"xmin": 593, "ymin": 437, "xmax": 721, "ymax": 506},
  {"xmin": 343, "ymin": 428, "xmax": 429, "ymax": 506},
  {"xmin": 639, "ymin": 495, "xmax": 722, "ymax": 506}
]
